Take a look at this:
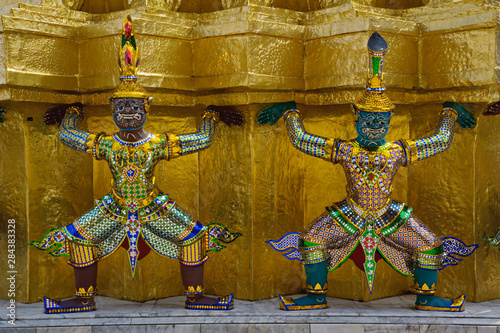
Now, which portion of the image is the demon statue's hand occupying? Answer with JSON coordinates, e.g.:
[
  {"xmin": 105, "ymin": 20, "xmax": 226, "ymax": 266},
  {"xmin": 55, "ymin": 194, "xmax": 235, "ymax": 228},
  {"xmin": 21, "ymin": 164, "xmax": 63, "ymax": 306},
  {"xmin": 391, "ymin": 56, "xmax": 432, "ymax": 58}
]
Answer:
[
  {"xmin": 207, "ymin": 105, "xmax": 244, "ymax": 127},
  {"xmin": 443, "ymin": 101, "xmax": 475, "ymax": 129},
  {"xmin": 44, "ymin": 103, "xmax": 84, "ymax": 126},
  {"xmin": 257, "ymin": 101, "xmax": 297, "ymax": 126},
  {"xmin": 484, "ymin": 101, "xmax": 500, "ymax": 116}
]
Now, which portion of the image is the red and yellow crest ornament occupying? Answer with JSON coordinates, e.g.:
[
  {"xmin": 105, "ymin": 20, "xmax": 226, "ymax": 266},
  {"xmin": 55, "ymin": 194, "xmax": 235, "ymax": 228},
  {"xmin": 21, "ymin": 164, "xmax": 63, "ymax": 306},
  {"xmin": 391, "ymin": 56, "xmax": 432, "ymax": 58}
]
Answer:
[{"xmin": 112, "ymin": 14, "xmax": 148, "ymax": 100}]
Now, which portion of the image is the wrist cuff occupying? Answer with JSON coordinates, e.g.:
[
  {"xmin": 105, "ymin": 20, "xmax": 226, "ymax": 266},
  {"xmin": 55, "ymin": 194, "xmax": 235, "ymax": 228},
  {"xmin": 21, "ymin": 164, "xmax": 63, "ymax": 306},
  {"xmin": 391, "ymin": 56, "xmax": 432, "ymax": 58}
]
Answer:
[
  {"xmin": 283, "ymin": 109, "xmax": 300, "ymax": 121},
  {"xmin": 442, "ymin": 107, "xmax": 458, "ymax": 118},
  {"xmin": 67, "ymin": 106, "xmax": 84, "ymax": 117},
  {"xmin": 202, "ymin": 110, "xmax": 220, "ymax": 123}
]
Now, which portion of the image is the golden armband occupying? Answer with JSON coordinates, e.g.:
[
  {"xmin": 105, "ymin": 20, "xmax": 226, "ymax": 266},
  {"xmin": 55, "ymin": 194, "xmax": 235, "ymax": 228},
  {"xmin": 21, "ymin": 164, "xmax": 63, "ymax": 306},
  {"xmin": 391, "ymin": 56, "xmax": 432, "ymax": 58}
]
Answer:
[
  {"xmin": 166, "ymin": 133, "xmax": 182, "ymax": 160},
  {"xmin": 202, "ymin": 110, "xmax": 220, "ymax": 123},
  {"xmin": 283, "ymin": 109, "xmax": 300, "ymax": 121},
  {"xmin": 322, "ymin": 138, "xmax": 335, "ymax": 162},
  {"xmin": 442, "ymin": 107, "xmax": 459, "ymax": 119},
  {"xmin": 66, "ymin": 105, "xmax": 84, "ymax": 117}
]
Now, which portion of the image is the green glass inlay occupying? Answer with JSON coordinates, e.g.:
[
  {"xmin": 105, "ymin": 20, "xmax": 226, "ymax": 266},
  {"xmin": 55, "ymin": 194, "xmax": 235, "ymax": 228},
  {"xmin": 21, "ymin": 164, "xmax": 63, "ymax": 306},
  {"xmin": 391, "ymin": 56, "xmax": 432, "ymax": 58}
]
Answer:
[
  {"xmin": 360, "ymin": 224, "xmax": 379, "ymax": 293},
  {"xmin": 121, "ymin": 35, "xmax": 137, "ymax": 50},
  {"xmin": 380, "ymin": 206, "xmax": 412, "ymax": 236},
  {"xmin": 326, "ymin": 206, "xmax": 357, "ymax": 235},
  {"xmin": 302, "ymin": 240, "xmax": 320, "ymax": 247},
  {"xmin": 485, "ymin": 228, "xmax": 500, "ymax": 246},
  {"xmin": 421, "ymin": 245, "xmax": 444, "ymax": 256},
  {"xmin": 372, "ymin": 57, "xmax": 381, "ymax": 75}
]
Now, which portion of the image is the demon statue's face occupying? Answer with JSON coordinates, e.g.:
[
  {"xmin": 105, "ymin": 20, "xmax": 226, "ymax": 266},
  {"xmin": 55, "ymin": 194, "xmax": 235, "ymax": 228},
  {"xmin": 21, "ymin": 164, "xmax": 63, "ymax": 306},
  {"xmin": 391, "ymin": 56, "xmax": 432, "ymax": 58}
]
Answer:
[
  {"xmin": 111, "ymin": 98, "xmax": 148, "ymax": 131},
  {"xmin": 354, "ymin": 109, "xmax": 393, "ymax": 147}
]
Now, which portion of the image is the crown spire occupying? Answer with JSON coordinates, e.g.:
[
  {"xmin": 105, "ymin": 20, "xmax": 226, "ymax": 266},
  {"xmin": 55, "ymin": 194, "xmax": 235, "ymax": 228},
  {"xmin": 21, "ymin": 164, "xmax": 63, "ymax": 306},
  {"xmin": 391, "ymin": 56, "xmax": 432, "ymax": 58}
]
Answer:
[
  {"xmin": 354, "ymin": 32, "xmax": 394, "ymax": 113},
  {"xmin": 112, "ymin": 13, "xmax": 148, "ymax": 99}
]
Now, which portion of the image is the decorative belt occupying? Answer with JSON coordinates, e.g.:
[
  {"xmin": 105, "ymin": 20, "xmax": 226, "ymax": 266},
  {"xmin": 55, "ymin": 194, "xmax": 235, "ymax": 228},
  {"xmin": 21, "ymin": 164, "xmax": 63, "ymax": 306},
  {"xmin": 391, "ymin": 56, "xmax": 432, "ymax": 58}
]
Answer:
[
  {"xmin": 111, "ymin": 187, "xmax": 160, "ymax": 209},
  {"xmin": 347, "ymin": 196, "xmax": 390, "ymax": 221}
]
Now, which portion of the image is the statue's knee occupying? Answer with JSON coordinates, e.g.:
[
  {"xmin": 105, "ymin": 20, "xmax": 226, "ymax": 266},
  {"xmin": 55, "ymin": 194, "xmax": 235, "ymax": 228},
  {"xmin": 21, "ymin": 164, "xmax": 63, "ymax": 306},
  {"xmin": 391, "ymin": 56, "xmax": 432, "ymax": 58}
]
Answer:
[
  {"xmin": 299, "ymin": 239, "xmax": 327, "ymax": 265},
  {"xmin": 67, "ymin": 242, "xmax": 98, "ymax": 268},
  {"xmin": 415, "ymin": 245, "xmax": 444, "ymax": 271},
  {"xmin": 178, "ymin": 236, "xmax": 209, "ymax": 266}
]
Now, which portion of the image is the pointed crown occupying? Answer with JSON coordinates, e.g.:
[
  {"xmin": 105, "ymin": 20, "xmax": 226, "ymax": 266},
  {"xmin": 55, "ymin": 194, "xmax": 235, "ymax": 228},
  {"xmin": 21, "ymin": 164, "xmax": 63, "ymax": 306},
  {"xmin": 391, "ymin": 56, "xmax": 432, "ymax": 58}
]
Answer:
[
  {"xmin": 111, "ymin": 14, "xmax": 148, "ymax": 99},
  {"xmin": 354, "ymin": 32, "xmax": 394, "ymax": 113}
]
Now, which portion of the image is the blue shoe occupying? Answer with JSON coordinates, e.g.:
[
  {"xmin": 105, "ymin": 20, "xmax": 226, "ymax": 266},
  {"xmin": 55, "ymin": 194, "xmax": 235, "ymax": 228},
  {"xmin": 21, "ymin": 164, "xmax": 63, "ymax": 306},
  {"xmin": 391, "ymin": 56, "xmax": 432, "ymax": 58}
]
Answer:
[
  {"xmin": 185, "ymin": 294, "xmax": 234, "ymax": 310},
  {"xmin": 44, "ymin": 297, "xmax": 96, "ymax": 314}
]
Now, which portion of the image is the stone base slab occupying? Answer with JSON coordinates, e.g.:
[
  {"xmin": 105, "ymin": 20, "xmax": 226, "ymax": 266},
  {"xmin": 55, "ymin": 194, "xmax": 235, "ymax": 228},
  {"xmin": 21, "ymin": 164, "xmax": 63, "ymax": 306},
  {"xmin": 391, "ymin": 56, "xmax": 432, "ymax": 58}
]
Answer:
[{"xmin": 1, "ymin": 294, "xmax": 500, "ymax": 332}]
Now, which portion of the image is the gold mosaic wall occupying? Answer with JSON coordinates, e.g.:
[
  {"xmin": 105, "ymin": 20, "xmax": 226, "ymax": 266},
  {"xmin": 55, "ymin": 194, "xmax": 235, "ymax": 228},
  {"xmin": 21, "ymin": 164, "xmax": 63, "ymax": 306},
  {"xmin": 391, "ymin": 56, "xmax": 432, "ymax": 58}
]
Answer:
[{"xmin": 0, "ymin": 0, "xmax": 499, "ymax": 303}]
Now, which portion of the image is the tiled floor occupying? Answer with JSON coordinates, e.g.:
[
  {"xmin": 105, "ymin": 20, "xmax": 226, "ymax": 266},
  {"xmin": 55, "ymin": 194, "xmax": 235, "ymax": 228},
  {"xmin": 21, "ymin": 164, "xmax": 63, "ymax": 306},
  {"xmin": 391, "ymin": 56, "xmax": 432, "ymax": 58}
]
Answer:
[{"xmin": 1, "ymin": 294, "xmax": 500, "ymax": 332}]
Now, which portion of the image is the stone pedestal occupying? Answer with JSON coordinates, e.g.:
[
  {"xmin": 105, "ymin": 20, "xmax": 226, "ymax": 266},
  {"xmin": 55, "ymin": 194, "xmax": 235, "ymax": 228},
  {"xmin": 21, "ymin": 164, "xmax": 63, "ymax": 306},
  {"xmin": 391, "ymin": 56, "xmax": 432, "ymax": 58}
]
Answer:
[{"xmin": 0, "ymin": 0, "xmax": 499, "ymax": 303}]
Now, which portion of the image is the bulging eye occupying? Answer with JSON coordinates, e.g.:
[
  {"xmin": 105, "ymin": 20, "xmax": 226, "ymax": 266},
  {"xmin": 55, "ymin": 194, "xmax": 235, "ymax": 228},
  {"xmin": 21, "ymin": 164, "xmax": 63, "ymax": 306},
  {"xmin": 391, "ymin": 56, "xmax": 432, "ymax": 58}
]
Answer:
[
  {"xmin": 132, "ymin": 105, "xmax": 142, "ymax": 112},
  {"xmin": 115, "ymin": 105, "xmax": 125, "ymax": 112}
]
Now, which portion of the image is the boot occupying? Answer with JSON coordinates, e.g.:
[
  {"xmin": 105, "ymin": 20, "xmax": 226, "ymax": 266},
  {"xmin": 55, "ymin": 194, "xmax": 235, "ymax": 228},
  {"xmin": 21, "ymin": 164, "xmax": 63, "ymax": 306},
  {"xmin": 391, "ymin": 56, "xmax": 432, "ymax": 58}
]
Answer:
[
  {"xmin": 180, "ymin": 262, "xmax": 234, "ymax": 310},
  {"xmin": 279, "ymin": 260, "xmax": 328, "ymax": 311},
  {"xmin": 44, "ymin": 263, "xmax": 97, "ymax": 314},
  {"xmin": 412, "ymin": 267, "xmax": 465, "ymax": 312}
]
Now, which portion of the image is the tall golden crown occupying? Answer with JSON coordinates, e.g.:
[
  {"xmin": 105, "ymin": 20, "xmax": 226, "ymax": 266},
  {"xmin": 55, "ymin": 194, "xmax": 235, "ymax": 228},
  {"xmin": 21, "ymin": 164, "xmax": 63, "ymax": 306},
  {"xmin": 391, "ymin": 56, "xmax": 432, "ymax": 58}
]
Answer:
[
  {"xmin": 354, "ymin": 32, "xmax": 394, "ymax": 112},
  {"xmin": 111, "ymin": 14, "xmax": 148, "ymax": 99}
]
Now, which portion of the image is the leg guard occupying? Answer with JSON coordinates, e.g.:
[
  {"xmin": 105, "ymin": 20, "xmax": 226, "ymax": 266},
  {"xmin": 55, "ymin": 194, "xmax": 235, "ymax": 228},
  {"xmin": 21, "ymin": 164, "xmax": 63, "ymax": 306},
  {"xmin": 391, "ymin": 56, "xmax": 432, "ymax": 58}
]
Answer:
[
  {"xmin": 301, "ymin": 240, "xmax": 328, "ymax": 295},
  {"xmin": 279, "ymin": 240, "xmax": 328, "ymax": 311},
  {"xmin": 44, "ymin": 258, "xmax": 98, "ymax": 314},
  {"xmin": 415, "ymin": 246, "xmax": 444, "ymax": 271},
  {"xmin": 67, "ymin": 241, "xmax": 99, "ymax": 268},
  {"xmin": 178, "ymin": 235, "xmax": 209, "ymax": 266},
  {"xmin": 412, "ymin": 248, "xmax": 465, "ymax": 312},
  {"xmin": 179, "ymin": 238, "xmax": 234, "ymax": 311},
  {"xmin": 181, "ymin": 262, "xmax": 234, "ymax": 311}
]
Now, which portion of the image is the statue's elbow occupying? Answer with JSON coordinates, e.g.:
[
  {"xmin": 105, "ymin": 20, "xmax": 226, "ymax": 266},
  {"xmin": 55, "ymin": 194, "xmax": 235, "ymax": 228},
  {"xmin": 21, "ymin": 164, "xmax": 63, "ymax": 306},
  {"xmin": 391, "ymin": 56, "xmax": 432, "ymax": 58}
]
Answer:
[
  {"xmin": 443, "ymin": 135, "xmax": 454, "ymax": 151},
  {"xmin": 203, "ymin": 135, "xmax": 214, "ymax": 149},
  {"xmin": 58, "ymin": 130, "xmax": 66, "ymax": 143},
  {"xmin": 437, "ymin": 140, "xmax": 452, "ymax": 155},
  {"xmin": 290, "ymin": 136, "xmax": 302, "ymax": 150}
]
